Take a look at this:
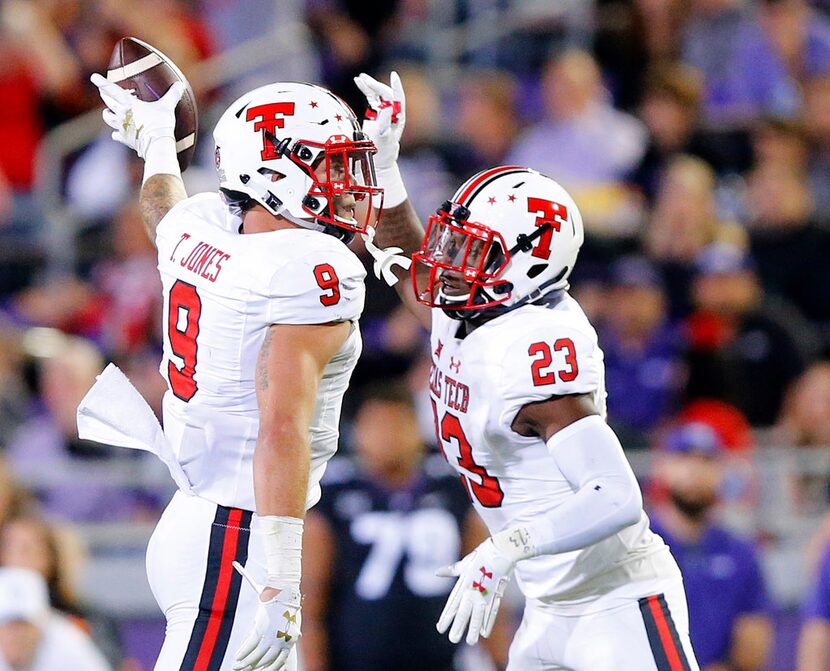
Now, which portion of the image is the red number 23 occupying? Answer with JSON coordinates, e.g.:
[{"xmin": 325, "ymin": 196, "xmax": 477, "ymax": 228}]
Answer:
[{"xmin": 529, "ymin": 338, "xmax": 578, "ymax": 386}]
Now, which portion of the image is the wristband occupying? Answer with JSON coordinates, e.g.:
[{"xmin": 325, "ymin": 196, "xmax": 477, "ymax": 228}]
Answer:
[
  {"xmin": 492, "ymin": 525, "xmax": 538, "ymax": 563},
  {"xmin": 377, "ymin": 163, "xmax": 408, "ymax": 209},
  {"xmin": 257, "ymin": 515, "xmax": 304, "ymax": 587},
  {"xmin": 142, "ymin": 135, "xmax": 181, "ymax": 185}
]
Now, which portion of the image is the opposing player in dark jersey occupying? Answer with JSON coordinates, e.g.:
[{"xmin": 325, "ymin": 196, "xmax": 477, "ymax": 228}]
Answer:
[{"xmin": 301, "ymin": 381, "xmax": 509, "ymax": 671}]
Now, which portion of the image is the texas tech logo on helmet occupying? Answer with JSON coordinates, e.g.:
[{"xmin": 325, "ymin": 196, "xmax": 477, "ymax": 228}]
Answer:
[
  {"xmin": 412, "ymin": 167, "xmax": 584, "ymax": 318},
  {"xmin": 212, "ymin": 82, "xmax": 383, "ymax": 237},
  {"xmin": 245, "ymin": 103, "xmax": 296, "ymax": 160}
]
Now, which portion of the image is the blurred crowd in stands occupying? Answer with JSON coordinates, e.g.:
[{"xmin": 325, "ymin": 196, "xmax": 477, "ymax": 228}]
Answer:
[{"xmin": 1, "ymin": 0, "xmax": 830, "ymax": 668}]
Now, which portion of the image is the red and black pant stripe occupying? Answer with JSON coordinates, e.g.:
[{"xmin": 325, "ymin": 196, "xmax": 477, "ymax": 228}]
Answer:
[
  {"xmin": 180, "ymin": 505, "xmax": 253, "ymax": 671},
  {"xmin": 639, "ymin": 594, "xmax": 693, "ymax": 671}
]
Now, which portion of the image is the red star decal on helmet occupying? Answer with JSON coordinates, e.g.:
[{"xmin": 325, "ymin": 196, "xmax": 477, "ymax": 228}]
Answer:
[
  {"xmin": 508, "ymin": 194, "xmax": 516, "ymax": 202},
  {"xmin": 309, "ymin": 101, "xmax": 318, "ymax": 108},
  {"xmin": 488, "ymin": 197, "xmax": 496, "ymax": 205},
  {"xmin": 335, "ymin": 114, "xmax": 343, "ymax": 121}
]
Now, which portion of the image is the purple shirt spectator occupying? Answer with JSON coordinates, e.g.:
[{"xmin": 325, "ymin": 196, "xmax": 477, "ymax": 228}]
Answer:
[
  {"xmin": 601, "ymin": 323, "xmax": 685, "ymax": 439},
  {"xmin": 651, "ymin": 517, "xmax": 770, "ymax": 667},
  {"xmin": 803, "ymin": 13, "xmax": 830, "ymax": 76},
  {"xmin": 507, "ymin": 107, "xmax": 647, "ymax": 186},
  {"xmin": 682, "ymin": 7, "xmax": 800, "ymax": 127},
  {"xmin": 599, "ymin": 255, "xmax": 685, "ymax": 442},
  {"xmin": 506, "ymin": 49, "xmax": 647, "ymax": 189},
  {"xmin": 6, "ymin": 415, "xmax": 160, "ymax": 522}
]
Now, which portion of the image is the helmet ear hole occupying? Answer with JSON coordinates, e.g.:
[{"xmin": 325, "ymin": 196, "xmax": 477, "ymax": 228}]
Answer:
[
  {"xmin": 491, "ymin": 282, "xmax": 513, "ymax": 295},
  {"xmin": 257, "ymin": 168, "xmax": 285, "ymax": 182},
  {"xmin": 527, "ymin": 263, "xmax": 547, "ymax": 279}
]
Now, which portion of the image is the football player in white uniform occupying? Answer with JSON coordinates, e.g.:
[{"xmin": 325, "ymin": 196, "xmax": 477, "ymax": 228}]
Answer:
[
  {"xmin": 85, "ymin": 75, "xmax": 382, "ymax": 671},
  {"xmin": 355, "ymin": 74, "xmax": 700, "ymax": 671}
]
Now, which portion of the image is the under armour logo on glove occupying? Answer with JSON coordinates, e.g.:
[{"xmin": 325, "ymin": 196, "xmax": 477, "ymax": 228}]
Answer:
[
  {"xmin": 436, "ymin": 539, "xmax": 515, "ymax": 645},
  {"xmin": 276, "ymin": 611, "xmax": 298, "ymax": 642},
  {"xmin": 472, "ymin": 566, "xmax": 493, "ymax": 594},
  {"xmin": 232, "ymin": 561, "xmax": 302, "ymax": 671}
]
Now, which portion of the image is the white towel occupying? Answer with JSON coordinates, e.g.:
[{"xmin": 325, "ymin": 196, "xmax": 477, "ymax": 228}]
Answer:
[{"xmin": 76, "ymin": 363, "xmax": 193, "ymax": 494}]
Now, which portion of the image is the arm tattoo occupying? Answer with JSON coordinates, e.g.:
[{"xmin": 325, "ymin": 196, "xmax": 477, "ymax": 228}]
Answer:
[
  {"xmin": 376, "ymin": 200, "xmax": 424, "ymax": 255},
  {"xmin": 257, "ymin": 327, "xmax": 274, "ymax": 391},
  {"xmin": 139, "ymin": 174, "xmax": 187, "ymax": 244}
]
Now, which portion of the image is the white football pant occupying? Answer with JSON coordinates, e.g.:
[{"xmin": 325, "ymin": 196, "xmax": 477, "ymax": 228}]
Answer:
[
  {"xmin": 146, "ymin": 490, "xmax": 298, "ymax": 671},
  {"xmin": 507, "ymin": 548, "xmax": 699, "ymax": 671}
]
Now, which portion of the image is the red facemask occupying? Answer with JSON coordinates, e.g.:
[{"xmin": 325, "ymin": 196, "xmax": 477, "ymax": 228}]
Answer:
[{"xmin": 411, "ymin": 203, "xmax": 511, "ymax": 311}]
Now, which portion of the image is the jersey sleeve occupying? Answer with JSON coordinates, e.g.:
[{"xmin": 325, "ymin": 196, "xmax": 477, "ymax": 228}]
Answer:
[
  {"xmin": 267, "ymin": 244, "xmax": 366, "ymax": 325},
  {"xmin": 497, "ymin": 322, "xmax": 602, "ymax": 429}
]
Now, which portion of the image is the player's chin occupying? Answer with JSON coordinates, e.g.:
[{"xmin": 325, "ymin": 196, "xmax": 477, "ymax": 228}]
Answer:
[
  {"xmin": 437, "ymin": 289, "xmax": 472, "ymax": 312},
  {"xmin": 438, "ymin": 276, "xmax": 472, "ymax": 301},
  {"xmin": 333, "ymin": 196, "xmax": 362, "ymax": 227}
]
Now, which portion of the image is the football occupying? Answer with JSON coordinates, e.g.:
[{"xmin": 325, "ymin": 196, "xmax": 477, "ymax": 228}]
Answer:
[{"xmin": 106, "ymin": 37, "xmax": 198, "ymax": 171}]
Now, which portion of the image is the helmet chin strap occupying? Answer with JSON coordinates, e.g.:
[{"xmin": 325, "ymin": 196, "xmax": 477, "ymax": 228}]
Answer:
[{"xmin": 278, "ymin": 206, "xmax": 326, "ymax": 233}]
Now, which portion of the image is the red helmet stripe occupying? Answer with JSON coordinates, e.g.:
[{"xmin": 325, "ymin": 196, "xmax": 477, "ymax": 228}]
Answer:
[{"xmin": 456, "ymin": 165, "xmax": 526, "ymax": 206}]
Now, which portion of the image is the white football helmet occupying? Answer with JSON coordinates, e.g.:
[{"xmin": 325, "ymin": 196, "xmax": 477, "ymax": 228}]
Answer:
[
  {"xmin": 212, "ymin": 81, "xmax": 382, "ymax": 239},
  {"xmin": 412, "ymin": 166, "xmax": 584, "ymax": 317}
]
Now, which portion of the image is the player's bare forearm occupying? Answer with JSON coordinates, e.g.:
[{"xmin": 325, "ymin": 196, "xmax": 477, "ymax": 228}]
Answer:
[
  {"xmin": 139, "ymin": 174, "xmax": 187, "ymax": 243},
  {"xmin": 254, "ymin": 431, "xmax": 310, "ymax": 519},
  {"xmin": 378, "ymin": 200, "xmax": 432, "ymax": 327},
  {"xmin": 377, "ymin": 199, "xmax": 424, "ymax": 254},
  {"xmin": 254, "ymin": 327, "xmax": 312, "ymax": 519}
]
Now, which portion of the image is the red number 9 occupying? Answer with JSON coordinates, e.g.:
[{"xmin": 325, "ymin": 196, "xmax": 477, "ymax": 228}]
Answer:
[{"xmin": 314, "ymin": 263, "xmax": 341, "ymax": 306}]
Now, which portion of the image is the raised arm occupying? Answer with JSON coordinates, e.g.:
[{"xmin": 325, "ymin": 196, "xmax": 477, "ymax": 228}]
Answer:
[
  {"xmin": 90, "ymin": 73, "xmax": 187, "ymax": 243},
  {"xmin": 354, "ymin": 72, "xmax": 432, "ymax": 329},
  {"xmin": 140, "ymin": 175, "xmax": 188, "ymax": 240}
]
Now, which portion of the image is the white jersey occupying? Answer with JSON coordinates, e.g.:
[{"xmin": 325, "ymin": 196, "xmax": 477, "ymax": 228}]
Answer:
[
  {"xmin": 428, "ymin": 294, "xmax": 662, "ymax": 603},
  {"xmin": 155, "ymin": 193, "xmax": 365, "ymax": 511}
]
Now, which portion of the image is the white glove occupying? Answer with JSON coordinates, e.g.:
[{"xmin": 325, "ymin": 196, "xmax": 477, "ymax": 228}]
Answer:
[
  {"xmin": 360, "ymin": 225, "xmax": 411, "ymax": 286},
  {"xmin": 436, "ymin": 538, "xmax": 515, "ymax": 645},
  {"xmin": 354, "ymin": 71, "xmax": 408, "ymax": 207},
  {"xmin": 90, "ymin": 72, "xmax": 184, "ymax": 160},
  {"xmin": 232, "ymin": 561, "xmax": 302, "ymax": 671}
]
